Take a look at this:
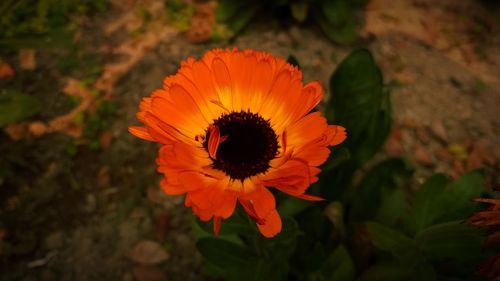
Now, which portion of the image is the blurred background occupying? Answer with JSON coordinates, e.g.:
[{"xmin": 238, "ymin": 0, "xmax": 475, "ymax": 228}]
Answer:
[{"xmin": 0, "ymin": 0, "xmax": 499, "ymax": 280}]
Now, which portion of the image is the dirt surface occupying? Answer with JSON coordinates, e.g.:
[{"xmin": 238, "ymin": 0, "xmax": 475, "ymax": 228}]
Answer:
[{"xmin": 1, "ymin": 0, "xmax": 499, "ymax": 280}]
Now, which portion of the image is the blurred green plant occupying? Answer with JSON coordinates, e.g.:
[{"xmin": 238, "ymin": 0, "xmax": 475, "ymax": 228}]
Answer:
[
  {"xmin": 213, "ymin": 0, "xmax": 367, "ymax": 44},
  {"xmin": 0, "ymin": 89, "xmax": 41, "ymax": 127},
  {"xmin": 165, "ymin": 0, "xmax": 195, "ymax": 32},
  {"xmin": 194, "ymin": 49, "xmax": 498, "ymax": 281},
  {"xmin": 0, "ymin": 0, "xmax": 107, "ymax": 52}
]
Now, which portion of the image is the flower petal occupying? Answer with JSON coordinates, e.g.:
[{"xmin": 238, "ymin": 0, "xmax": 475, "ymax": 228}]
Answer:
[{"xmin": 257, "ymin": 209, "xmax": 282, "ymax": 238}]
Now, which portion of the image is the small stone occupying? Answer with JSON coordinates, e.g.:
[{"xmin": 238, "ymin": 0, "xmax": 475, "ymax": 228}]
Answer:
[
  {"xmin": 127, "ymin": 240, "xmax": 169, "ymax": 265},
  {"xmin": 414, "ymin": 145, "xmax": 434, "ymax": 167},
  {"xmin": 430, "ymin": 121, "xmax": 448, "ymax": 143}
]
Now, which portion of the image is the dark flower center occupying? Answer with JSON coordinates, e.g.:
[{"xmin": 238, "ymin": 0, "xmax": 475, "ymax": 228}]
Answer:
[{"xmin": 204, "ymin": 111, "xmax": 278, "ymax": 180}]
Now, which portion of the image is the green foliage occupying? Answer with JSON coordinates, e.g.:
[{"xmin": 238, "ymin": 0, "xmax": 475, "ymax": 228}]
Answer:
[
  {"xmin": 310, "ymin": 0, "xmax": 358, "ymax": 44},
  {"xmin": 407, "ymin": 171, "xmax": 485, "ymax": 234},
  {"xmin": 326, "ymin": 49, "xmax": 390, "ymax": 166},
  {"xmin": 165, "ymin": 0, "xmax": 194, "ymax": 32},
  {"xmin": 0, "ymin": 89, "xmax": 42, "ymax": 127},
  {"xmin": 196, "ymin": 215, "xmax": 300, "ymax": 281},
  {"xmin": 195, "ymin": 49, "xmax": 496, "ymax": 281},
  {"xmin": 0, "ymin": 0, "xmax": 107, "ymax": 39},
  {"xmin": 348, "ymin": 158, "xmax": 414, "ymax": 225},
  {"xmin": 320, "ymin": 49, "xmax": 390, "ymax": 200},
  {"xmin": 213, "ymin": 0, "xmax": 366, "ymax": 44}
]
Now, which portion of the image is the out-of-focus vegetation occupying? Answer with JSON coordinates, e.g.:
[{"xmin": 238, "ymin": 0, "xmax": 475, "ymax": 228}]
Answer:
[
  {"xmin": 0, "ymin": 0, "xmax": 106, "ymax": 54},
  {"xmin": 0, "ymin": 0, "xmax": 107, "ymax": 38},
  {"xmin": 213, "ymin": 0, "xmax": 367, "ymax": 44}
]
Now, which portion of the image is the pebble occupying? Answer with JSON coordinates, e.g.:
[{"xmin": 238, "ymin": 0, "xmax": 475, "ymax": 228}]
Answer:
[
  {"xmin": 414, "ymin": 145, "xmax": 434, "ymax": 167},
  {"xmin": 430, "ymin": 121, "xmax": 448, "ymax": 143}
]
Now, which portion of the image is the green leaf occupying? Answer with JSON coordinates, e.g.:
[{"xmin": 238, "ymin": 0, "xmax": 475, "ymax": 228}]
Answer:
[
  {"xmin": 277, "ymin": 196, "xmax": 312, "ymax": 218},
  {"xmin": 366, "ymin": 222, "xmax": 414, "ymax": 259},
  {"xmin": 214, "ymin": 0, "xmax": 244, "ymax": 22},
  {"xmin": 214, "ymin": 0, "xmax": 259, "ymax": 39},
  {"xmin": 326, "ymin": 49, "xmax": 389, "ymax": 165},
  {"xmin": 311, "ymin": 0, "xmax": 358, "ymax": 44},
  {"xmin": 196, "ymin": 238, "xmax": 258, "ymax": 269},
  {"xmin": 262, "ymin": 218, "xmax": 300, "ymax": 259},
  {"xmin": 291, "ymin": 1, "xmax": 308, "ymax": 22},
  {"xmin": 349, "ymin": 158, "xmax": 414, "ymax": 224},
  {"xmin": 409, "ymin": 170, "xmax": 485, "ymax": 234},
  {"xmin": 0, "ymin": 90, "xmax": 41, "ymax": 127},
  {"xmin": 320, "ymin": 245, "xmax": 356, "ymax": 281},
  {"xmin": 286, "ymin": 55, "xmax": 301, "ymax": 69},
  {"xmin": 407, "ymin": 174, "xmax": 448, "ymax": 234},
  {"xmin": 0, "ymin": 30, "xmax": 73, "ymax": 50},
  {"xmin": 415, "ymin": 221, "xmax": 486, "ymax": 262},
  {"xmin": 323, "ymin": 147, "xmax": 350, "ymax": 172}
]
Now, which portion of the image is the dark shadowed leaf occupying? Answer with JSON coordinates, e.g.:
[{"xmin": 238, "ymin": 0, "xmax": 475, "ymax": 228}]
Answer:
[
  {"xmin": 214, "ymin": 0, "xmax": 259, "ymax": 39},
  {"xmin": 196, "ymin": 238, "xmax": 258, "ymax": 269},
  {"xmin": 408, "ymin": 170, "xmax": 485, "ymax": 234},
  {"xmin": 349, "ymin": 158, "xmax": 413, "ymax": 224},
  {"xmin": 415, "ymin": 221, "xmax": 486, "ymax": 262},
  {"xmin": 310, "ymin": 0, "xmax": 358, "ymax": 44},
  {"xmin": 286, "ymin": 55, "xmax": 301, "ymax": 69},
  {"xmin": 326, "ymin": 49, "xmax": 389, "ymax": 165},
  {"xmin": 0, "ymin": 90, "xmax": 41, "ymax": 127},
  {"xmin": 407, "ymin": 174, "xmax": 448, "ymax": 234},
  {"xmin": 291, "ymin": 1, "xmax": 308, "ymax": 22},
  {"xmin": 366, "ymin": 222, "xmax": 415, "ymax": 260},
  {"xmin": 319, "ymin": 245, "xmax": 356, "ymax": 281}
]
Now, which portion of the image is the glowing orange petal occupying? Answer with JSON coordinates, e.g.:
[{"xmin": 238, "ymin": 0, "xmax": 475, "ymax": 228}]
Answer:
[
  {"xmin": 287, "ymin": 112, "xmax": 328, "ymax": 152},
  {"xmin": 326, "ymin": 125, "xmax": 347, "ymax": 146},
  {"xmin": 257, "ymin": 209, "xmax": 282, "ymax": 238},
  {"xmin": 207, "ymin": 125, "xmax": 221, "ymax": 159},
  {"xmin": 296, "ymin": 193, "xmax": 324, "ymax": 201},
  {"xmin": 239, "ymin": 199, "xmax": 264, "ymax": 224},
  {"xmin": 128, "ymin": 126, "xmax": 154, "ymax": 141},
  {"xmin": 243, "ymin": 187, "xmax": 275, "ymax": 219}
]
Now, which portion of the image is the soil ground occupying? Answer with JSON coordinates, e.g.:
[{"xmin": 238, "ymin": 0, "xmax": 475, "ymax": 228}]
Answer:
[{"xmin": 1, "ymin": 0, "xmax": 499, "ymax": 280}]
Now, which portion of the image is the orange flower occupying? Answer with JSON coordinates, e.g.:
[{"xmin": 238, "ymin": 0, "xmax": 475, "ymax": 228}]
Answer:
[{"xmin": 129, "ymin": 49, "xmax": 346, "ymax": 237}]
